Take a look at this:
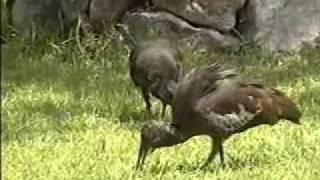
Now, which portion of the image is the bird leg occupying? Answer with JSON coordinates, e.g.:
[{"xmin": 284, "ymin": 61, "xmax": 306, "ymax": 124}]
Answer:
[
  {"xmin": 201, "ymin": 137, "xmax": 225, "ymax": 169},
  {"xmin": 201, "ymin": 137, "xmax": 219, "ymax": 168},
  {"xmin": 218, "ymin": 138, "xmax": 225, "ymax": 165},
  {"xmin": 142, "ymin": 90, "xmax": 151, "ymax": 114}
]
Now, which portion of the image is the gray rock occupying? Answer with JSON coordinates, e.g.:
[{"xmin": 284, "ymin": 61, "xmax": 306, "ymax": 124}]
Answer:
[
  {"xmin": 12, "ymin": 0, "xmax": 63, "ymax": 31},
  {"xmin": 122, "ymin": 11, "xmax": 240, "ymax": 51},
  {"xmin": 61, "ymin": 0, "xmax": 92, "ymax": 33},
  {"xmin": 12, "ymin": 0, "xmax": 91, "ymax": 32},
  {"xmin": 10, "ymin": 0, "xmax": 319, "ymax": 52},
  {"xmin": 89, "ymin": 0, "xmax": 144, "ymax": 33},
  {"xmin": 61, "ymin": 0, "xmax": 90, "ymax": 24},
  {"xmin": 152, "ymin": 0, "xmax": 246, "ymax": 32},
  {"xmin": 238, "ymin": 0, "xmax": 320, "ymax": 51}
]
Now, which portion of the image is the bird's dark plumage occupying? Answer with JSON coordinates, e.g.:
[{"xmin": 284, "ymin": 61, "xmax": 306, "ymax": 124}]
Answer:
[
  {"xmin": 136, "ymin": 63, "xmax": 301, "ymax": 169},
  {"xmin": 129, "ymin": 39, "xmax": 182, "ymax": 117}
]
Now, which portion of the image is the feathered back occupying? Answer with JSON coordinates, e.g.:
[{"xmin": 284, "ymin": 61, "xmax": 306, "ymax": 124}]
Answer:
[{"xmin": 177, "ymin": 63, "xmax": 238, "ymax": 103}]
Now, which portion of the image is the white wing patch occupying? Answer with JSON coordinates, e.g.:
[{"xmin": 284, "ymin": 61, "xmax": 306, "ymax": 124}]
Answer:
[{"xmin": 207, "ymin": 104, "xmax": 262, "ymax": 131}]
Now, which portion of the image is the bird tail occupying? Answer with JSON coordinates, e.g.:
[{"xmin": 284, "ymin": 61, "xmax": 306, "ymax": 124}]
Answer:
[{"xmin": 272, "ymin": 90, "xmax": 302, "ymax": 124}]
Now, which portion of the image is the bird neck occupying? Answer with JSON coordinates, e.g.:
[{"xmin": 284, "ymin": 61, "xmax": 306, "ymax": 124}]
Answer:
[{"xmin": 151, "ymin": 80, "xmax": 177, "ymax": 105}]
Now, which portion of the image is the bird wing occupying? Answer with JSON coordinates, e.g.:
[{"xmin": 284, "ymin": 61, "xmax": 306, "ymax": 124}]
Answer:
[
  {"xmin": 193, "ymin": 82, "xmax": 300, "ymax": 136},
  {"xmin": 172, "ymin": 63, "xmax": 239, "ymax": 128},
  {"xmin": 175, "ymin": 63, "xmax": 238, "ymax": 103},
  {"xmin": 173, "ymin": 63, "xmax": 300, "ymax": 135}
]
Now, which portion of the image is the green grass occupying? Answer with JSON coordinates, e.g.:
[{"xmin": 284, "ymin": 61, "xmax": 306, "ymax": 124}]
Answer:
[{"xmin": 2, "ymin": 34, "xmax": 320, "ymax": 180}]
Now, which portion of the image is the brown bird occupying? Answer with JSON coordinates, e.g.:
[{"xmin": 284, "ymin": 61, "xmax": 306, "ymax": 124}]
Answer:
[
  {"xmin": 136, "ymin": 63, "xmax": 301, "ymax": 169},
  {"xmin": 129, "ymin": 39, "xmax": 182, "ymax": 117}
]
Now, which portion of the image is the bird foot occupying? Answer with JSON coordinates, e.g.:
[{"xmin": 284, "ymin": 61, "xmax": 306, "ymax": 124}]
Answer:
[{"xmin": 200, "ymin": 154, "xmax": 237, "ymax": 170}]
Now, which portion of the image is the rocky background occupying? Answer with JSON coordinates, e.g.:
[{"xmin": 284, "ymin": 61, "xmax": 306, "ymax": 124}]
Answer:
[{"xmin": 4, "ymin": 0, "xmax": 320, "ymax": 52}]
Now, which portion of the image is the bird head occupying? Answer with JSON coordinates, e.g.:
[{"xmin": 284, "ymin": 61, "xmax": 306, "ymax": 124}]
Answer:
[
  {"xmin": 150, "ymin": 78, "xmax": 177, "ymax": 105},
  {"xmin": 161, "ymin": 80, "xmax": 178, "ymax": 105},
  {"xmin": 136, "ymin": 121, "xmax": 183, "ymax": 170}
]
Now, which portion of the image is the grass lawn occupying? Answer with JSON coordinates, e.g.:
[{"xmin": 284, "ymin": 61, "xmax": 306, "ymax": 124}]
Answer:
[{"xmin": 1, "ymin": 34, "xmax": 320, "ymax": 180}]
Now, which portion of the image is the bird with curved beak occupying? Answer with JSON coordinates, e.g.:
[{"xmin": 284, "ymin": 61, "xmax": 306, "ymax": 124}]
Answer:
[
  {"xmin": 136, "ymin": 63, "xmax": 301, "ymax": 170},
  {"xmin": 129, "ymin": 39, "xmax": 182, "ymax": 117}
]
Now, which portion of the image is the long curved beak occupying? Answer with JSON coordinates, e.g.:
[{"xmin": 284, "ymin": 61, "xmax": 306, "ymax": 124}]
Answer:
[{"xmin": 136, "ymin": 141, "xmax": 153, "ymax": 170}]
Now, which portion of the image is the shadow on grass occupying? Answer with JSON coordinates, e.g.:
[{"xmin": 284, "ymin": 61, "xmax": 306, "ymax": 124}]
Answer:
[
  {"xmin": 144, "ymin": 155, "xmax": 266, "ymax": 176},
  {"xmin": 171, "ymin": 155, "xmax": 267, "ymax": 174}
]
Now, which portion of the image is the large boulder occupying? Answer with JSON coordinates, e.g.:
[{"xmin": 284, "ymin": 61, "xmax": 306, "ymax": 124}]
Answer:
[
  {"xmin": 11, "ymin": 0, "xmax": 146, "ymax": 33},
  {"xmin": 12, "ymin": 0, "xmax": 63, "ymax": 31},
  {"xmin": 61, "ymin": 0, "xmax": 90, "ymax": 24},
  {"xmin": 89, "ymin": 0, "xmax": 145, "ymax": 33},
  {"xmin": 61, "ymin": 0, "xmax": 91, "ymax": 33},
  {"xmin": 9, "ymin": 0, "xmax": 320, "ymax": 52},
  {"xmin": 122, "ymin": 11, "xmax": 240, "ymax": 51},
  {"xmin": 238, "ymin": 0, "xmax": 320, "ymax": 51},
  {"xmin": 152, "ymin": 0, "xmax": 246, "ymax": 32},
  {"xmin": 12, "ymin": 0, "xmax": 92, "ymax": 33}
]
